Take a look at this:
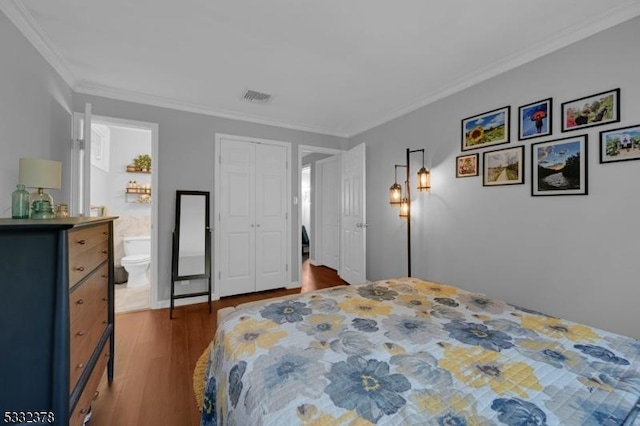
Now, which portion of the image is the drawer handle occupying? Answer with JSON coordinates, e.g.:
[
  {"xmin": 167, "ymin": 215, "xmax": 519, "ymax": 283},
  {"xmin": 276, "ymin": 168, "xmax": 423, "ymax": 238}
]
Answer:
[
  {"xmin": 76, "ymin": 363, "xmax": 84, "ymax": 370},
  {"xmin": 77, "ymin": 239, "xmax": 86, "ymax": 245},
  {"xmin": 102, "ymin": 274, "xmax": 108, "ymax": 278},
  {"xmin": 102, "ymin": 320, "xmax": 107, "ymax": 324},
  {"xmin": 103, "ymin": 231, "xmax": 108, "ymax": 235},
  {"xmin": 76, "ymin": 299, "xmax": 84, "ymax": 305},
  {"xmin": 102, "ymin": 250, "xmax": 108, "ymax": 254},
  {"xmin": 80, "ymin": 408, "xmax": 88, "ymax": 415},
  {"xmin": 76, "ymin": 331, "xmax": 85, "ymax": 337},
  {"xmin": 93, "ymin": 391, "xmax": 100, "ymax": 400},
  {"xmin": 102, "ymin": 297, "xmax": 107, "ymax": 302},
  {"xmin": 75, "ymin": 266, "xmax": 85, "ymax": 272}
]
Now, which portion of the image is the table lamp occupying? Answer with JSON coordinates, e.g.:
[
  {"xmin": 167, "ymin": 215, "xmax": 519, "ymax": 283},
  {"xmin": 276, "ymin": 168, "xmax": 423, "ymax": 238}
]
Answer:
[{"xmin": 19, "ymin": 158, "xmax": 62, "ymax": 219}]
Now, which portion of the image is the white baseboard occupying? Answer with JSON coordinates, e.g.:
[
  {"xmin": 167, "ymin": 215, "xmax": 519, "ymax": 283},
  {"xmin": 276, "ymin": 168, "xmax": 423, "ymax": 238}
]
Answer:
[
  {"xmin": 287, "ymin": 281, "xmax": 301, "ymax": 289},
  {"xmin": 156, "ymin": 295, "xmax": 218, "ymax": 309},
  {"xmin": 309, "ymin": 258, "xmax": 319, "ymax": 266}
]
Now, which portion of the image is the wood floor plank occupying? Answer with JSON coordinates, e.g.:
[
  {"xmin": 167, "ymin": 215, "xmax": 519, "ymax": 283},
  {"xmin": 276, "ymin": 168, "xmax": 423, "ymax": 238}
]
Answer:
[{"xmin": 88, "ymin": 261, "xmax": 346, "ymax": 426}]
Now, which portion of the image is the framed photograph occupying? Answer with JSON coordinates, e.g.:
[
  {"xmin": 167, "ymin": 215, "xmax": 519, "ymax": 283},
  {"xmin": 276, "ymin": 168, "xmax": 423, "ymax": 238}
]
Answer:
[
  {"xmin": 600, "ymin": 124, "xmax": 640, "ymax": 164},
  {"xmin": 561, "ymin": 88, "xmax": 620, "ymax": 132},
  {"xmin": 456, "ymin": 153, "xmax": 479, "ymax": 178},
  {"xmin": 461, "ymin": 106, "xmax": 510, "ymax": 151},
  {"xmin": 518, "ymin": 98, "xmax": 552, "ymax": 140},
  {"xmin": 482, "ymin": 146, "xmax": 524, "ymax": 186},
  {"xmin": 531, "ymin": 135, "xmax": 588, "ymax": 196}
]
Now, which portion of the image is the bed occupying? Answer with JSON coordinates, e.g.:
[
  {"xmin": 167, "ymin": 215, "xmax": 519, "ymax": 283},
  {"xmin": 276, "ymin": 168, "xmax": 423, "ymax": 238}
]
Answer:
[{"xmin": 200, "ymin": 278, "xmax": 640, "ymax": 425}]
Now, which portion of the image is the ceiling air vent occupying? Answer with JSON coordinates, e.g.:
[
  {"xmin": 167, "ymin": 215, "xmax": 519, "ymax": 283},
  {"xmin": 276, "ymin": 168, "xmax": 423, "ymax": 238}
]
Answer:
[{"xmin": 242, "ymin": 89, "xmax": 273, "ymax": 104}]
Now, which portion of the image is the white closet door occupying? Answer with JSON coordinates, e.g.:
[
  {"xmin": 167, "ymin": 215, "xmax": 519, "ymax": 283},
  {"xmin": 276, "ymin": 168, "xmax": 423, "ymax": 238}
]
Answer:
[
  {"xmin": 255, "ymin": 143, "xmax": 288, "ymax": 291},
  {"xmin": 219, "ymin": 139, "xmax": 256, "ymax": 297},
  {"xmin": 340, "ymin": 143, "xmax": 366, "ymax": 284}
]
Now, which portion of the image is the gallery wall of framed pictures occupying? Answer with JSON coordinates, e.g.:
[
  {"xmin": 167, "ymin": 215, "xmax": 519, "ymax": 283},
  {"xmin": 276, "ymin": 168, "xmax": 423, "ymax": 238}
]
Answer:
[{"xmin": 457, "ymin": 87, "xmax": 637, "ymax": 197}]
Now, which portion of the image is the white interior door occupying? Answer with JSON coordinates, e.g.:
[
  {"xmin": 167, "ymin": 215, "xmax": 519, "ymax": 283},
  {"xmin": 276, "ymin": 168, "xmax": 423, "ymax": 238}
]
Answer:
[
  {"xmin": 219, "ymin": 139, "xmax": 256, "ymax": 297},
  {"xmin": 319, "ymin": 156, "xmax": 340, "ymax": 270},
  {"xmin": 255, "ymin": 143, "xmax": 288, "ymax": 291},
  {"xmin": 340, "ymin": 143, "xmax": 366, "ymax": 284}
]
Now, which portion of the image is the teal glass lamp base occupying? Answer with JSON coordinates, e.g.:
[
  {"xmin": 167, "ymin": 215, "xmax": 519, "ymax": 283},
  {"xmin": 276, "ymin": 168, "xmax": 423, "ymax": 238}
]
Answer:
[{"xmin": 30, "ymin": 189, "xmax": 56, "ymax": 220}]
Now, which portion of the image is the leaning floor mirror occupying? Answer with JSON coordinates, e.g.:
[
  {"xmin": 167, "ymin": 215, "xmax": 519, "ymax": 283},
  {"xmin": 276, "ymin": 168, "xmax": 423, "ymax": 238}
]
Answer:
[{"xmin": 170, "ymin": 190, "xmax": 212, "ymax": 318}]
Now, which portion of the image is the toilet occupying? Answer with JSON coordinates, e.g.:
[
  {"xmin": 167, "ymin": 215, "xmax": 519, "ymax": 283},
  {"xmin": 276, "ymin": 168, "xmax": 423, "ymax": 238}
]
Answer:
[{"xmin": 121, "ymin": 235, "xmax": 151, "ymax": 288}]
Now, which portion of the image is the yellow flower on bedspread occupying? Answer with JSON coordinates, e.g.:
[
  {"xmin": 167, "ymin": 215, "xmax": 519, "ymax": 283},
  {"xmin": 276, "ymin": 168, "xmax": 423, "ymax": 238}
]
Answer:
[
  {"xmin": 223, "ymin": 318, "xmax": 287, "ymax": 361},
  {"xmin": 338, "ymin": 297, "xmax": 392, "ymax": 317},
  {"xmin": 439, "ymin": 345, "xmax": 542, "ymax": 398},
  {"xmin": 412, "ymin": 280, "xmax": 459, "ymax": 297},
  {"xmin": 520, "ymin": 315, "xmax": 600, "ymax": 342}
]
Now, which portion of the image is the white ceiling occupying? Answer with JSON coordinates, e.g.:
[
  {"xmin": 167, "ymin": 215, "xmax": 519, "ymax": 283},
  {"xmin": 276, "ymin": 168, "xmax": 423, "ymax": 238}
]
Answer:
[{"xmin": 4, "ymin": 0, "xmax": 640, "ymax": 137}]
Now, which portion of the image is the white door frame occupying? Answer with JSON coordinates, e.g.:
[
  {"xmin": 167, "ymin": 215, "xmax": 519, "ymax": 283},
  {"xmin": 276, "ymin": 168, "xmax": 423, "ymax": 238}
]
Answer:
[
  {"xmin": 71, "ymin": 112, "xmax": 160, "ymax": 309},
  {"xmin": 214, "ymin": 133, "xmax": 292, "ymax": 299},
  {"xmin": 297, "ymin": 145, "xmax": 344, "ymax": 285}
]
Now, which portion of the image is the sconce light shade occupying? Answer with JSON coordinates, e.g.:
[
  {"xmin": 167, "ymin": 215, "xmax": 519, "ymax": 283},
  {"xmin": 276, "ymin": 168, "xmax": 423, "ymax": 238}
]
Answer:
[
  {"xmin": 399, "ymin": 198, "xmax": 409, "ymax": 218},
  {"xmin": 417, "ymin": 167, "xmax": 430, "ymax": 192},
  {"xmin": 389, "ymin": 182, "xmax": 402, "ymax": 206}
]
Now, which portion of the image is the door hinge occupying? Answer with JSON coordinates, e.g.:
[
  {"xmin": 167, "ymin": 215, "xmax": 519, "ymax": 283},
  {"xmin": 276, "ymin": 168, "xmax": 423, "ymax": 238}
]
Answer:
[
  {"xmin": 77, "ymin": 139, "xmax": 86, "ymax": 150},
  {"xmin": 285, "ymin": 212, "xmax": 288, "ymax": 220},
  {"xmin": 218, "ymin": 271, "xmax": 221, "ymax": 279},
  {"xmin": 286, "ymin": 264, "xmax": 288, "ymax": 272},
  {"xmin": 219, "ymin": 155, "xmax": 221, "ymax": 164}
]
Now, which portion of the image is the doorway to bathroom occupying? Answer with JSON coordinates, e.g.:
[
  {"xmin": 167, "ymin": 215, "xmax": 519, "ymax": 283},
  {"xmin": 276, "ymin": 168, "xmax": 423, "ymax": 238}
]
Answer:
[{"xmin": 72, "ymin": 110, "xmax": 158, "ymax": 314}]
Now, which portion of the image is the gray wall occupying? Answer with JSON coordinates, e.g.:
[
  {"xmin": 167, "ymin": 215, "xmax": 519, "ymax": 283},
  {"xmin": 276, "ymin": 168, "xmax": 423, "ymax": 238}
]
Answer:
[
  {"xmin": 0, "ymin": 12, "xmax": 73, "ymax": 215},
  {"xmin": 350, "ymin": 17, "xmax": 640, "ymax": 339},
  {"xmin": 72, "ymin": 94, "xmax": 347, "ymax": 301}
]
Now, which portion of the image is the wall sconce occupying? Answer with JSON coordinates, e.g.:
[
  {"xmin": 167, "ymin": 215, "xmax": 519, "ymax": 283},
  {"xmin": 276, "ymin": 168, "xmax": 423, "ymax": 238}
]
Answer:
[
  {"xmin": 19, "ymin": 158, "xmax": 62, "ymax": 219},
  {"xmin": 389, "ymin": 148, "xmax": 430, "ymax": 276}
]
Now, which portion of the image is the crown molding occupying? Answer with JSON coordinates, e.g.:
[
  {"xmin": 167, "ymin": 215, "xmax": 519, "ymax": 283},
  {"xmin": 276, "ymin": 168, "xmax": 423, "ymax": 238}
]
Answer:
[
  {"xmin": 344, "ymin": 1, "xmax": 640, "ymax": 138},
  {"xmin": 75, "ymin": 82, "xmax": 349, "ymax": 138},
  {"xmin": 0, "ymin": 0, "xmax": 77, "ymax": 88},
  {"xmin": 4, "ymin": 0, "xmax": 639, "ymax": 140}
]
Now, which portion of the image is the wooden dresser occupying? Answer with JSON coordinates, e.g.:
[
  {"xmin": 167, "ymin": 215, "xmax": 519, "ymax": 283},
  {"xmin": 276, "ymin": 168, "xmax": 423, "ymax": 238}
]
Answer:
[{"xmin": 0, "ymin": 217, "xmax": 116, "ymax": 426}]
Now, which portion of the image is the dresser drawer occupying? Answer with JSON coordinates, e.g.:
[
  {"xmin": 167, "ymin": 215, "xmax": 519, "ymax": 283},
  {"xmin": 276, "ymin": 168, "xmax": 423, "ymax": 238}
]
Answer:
[
  {"xmin": 69, "ymin": 343, "xmax": 110, "ymax": 426},
  {"xmin": 70, "ymin": 301, "xmax": 108, "ymax": 390},
  {"xmin": 70, "ymin": 264, "xmax": 108, "ymax": 325},
  {"xmin": 69, "ymin": 224, "xmax": 109, "ymax": 287}
]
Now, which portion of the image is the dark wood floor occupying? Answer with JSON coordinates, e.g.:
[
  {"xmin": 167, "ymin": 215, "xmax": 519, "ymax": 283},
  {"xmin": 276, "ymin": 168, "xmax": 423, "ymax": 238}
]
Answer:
[{"xmin": 89, "ymin": 261, "xmax": 347, "ymax": 426}]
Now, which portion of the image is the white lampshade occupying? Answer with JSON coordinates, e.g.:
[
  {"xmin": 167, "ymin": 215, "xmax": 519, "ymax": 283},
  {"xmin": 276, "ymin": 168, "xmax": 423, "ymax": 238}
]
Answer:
[{"xmin": 19, "ymin": 158, "xmax": 62, "ymax": 190}]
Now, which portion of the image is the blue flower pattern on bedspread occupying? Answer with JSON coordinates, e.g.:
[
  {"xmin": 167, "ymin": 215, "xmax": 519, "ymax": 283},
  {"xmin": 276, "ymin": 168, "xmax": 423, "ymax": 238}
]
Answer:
[{"xmin": 200, "ymin": 278, "xmax": 640, "ymax": 425}]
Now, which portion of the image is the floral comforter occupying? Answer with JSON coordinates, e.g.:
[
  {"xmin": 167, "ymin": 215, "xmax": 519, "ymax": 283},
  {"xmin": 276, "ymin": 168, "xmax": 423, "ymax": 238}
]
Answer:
[{"xmin": 201, "ymin": 278, "xmax": 640, "ymax": 425}]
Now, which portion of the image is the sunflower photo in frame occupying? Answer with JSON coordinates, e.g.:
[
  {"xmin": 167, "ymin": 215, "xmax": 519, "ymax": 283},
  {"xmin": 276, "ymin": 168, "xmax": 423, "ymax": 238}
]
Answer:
[{"xmin": 461, "ymin": 106, "xmax": 510, "ymax": 151}]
